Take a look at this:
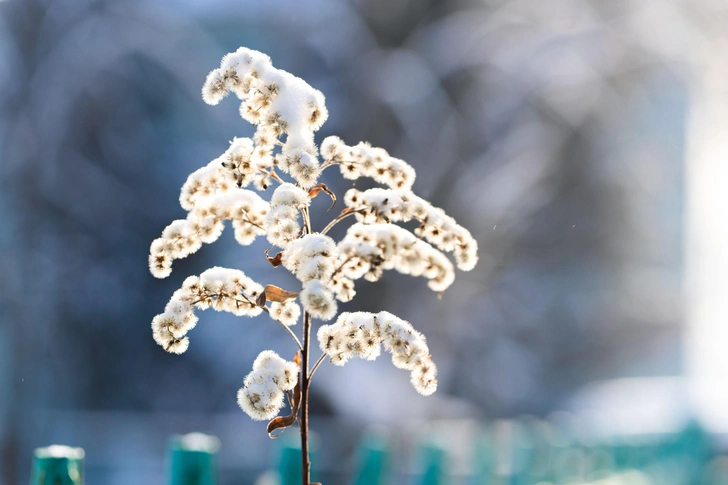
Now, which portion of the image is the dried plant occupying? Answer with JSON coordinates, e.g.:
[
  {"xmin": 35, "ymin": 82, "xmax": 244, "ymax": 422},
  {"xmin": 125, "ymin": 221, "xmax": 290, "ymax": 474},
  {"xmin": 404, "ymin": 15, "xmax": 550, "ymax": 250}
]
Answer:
[{"xmin": 148, "ymin": 47, "xmax": 477, "ymax": 485}]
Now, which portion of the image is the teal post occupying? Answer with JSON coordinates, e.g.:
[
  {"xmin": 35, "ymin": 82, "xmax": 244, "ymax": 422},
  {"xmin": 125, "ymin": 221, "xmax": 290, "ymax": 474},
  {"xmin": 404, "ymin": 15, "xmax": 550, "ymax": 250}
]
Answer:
[
  {"xmin": 30, "ymin": 445, "xmax": 84, "ymax": 485},
  {"xmin": 167, "ymin": 432, "xmax": 220, "ymax": 485},
  {"xmin": 418, "ymin": 443, "xmax": 447, "ymax": 485},
  {"xmin": 509, "ymin": 420, "xmax": 535, "ymax": 485},
  {"xmin": 279, "ymin": 441, "xmax": 302, "ymax": 485},
  {"xmin": 471, "ymin": 426, "xmax": 494, "ymax": 484},
  {"xmin": 278, "ymin": 434, "xmax": 318, "ymax": 485},
  {"xmin": 351, "ymin": 433, "xmax": 391, "ymax": 485}
]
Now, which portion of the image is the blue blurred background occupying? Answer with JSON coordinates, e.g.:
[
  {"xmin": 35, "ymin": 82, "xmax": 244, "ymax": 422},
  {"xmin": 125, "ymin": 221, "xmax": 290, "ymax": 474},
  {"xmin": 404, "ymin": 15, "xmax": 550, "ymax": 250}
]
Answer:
[{"xmin": 2, "ymin": 0, "xmax": 728, "ymax": 483}]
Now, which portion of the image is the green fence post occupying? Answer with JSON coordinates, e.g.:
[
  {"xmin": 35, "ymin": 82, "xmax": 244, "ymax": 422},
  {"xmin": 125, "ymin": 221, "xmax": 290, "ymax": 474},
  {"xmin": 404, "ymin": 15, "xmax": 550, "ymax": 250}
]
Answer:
[
  {"xmin": 167, "ymin": 432, "xmax": 220, "ymax": 485},
  {"xmin": 417, "ymin": 443, "xmax": 447, "ymax": 485},
  {"xmin": 471, "ymin": 426, "xmax": 495, "ymax": 485},
  {"xmin": 351, "ymin": 433, "xmax": 391, "ymax": 485},
  {"xmin": 278, "ymin": 434, "xmax": 318, "ymax": 485},
  {"xmin": 30, "ymin": 445, "xmax": 84, "ymax": 485}
]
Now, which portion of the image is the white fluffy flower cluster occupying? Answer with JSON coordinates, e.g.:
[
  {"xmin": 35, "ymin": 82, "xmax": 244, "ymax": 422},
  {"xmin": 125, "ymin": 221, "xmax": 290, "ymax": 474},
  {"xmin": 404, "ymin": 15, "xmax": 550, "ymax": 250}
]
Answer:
[
  {"xmin": 202, "ymin": 47, "xmax": 328, "ymax": 188},
  {"xmin": 282, "ymin": 234, "xmax": 339, "ymax": 320},
  {"xmin": 320, "ymin": 136, "xmax": 416, "ymax": 190},
  {"xmin": 344, "ymin": 188, "xmax": 478, "ymax": 271},
  {"xmin": 237, "ymin": 350, "xmax": 298, "ymax": 420},
  {"xmin": 150, "ymin": 166, "xmax": 269, "ymax": 279},
  {"xmin": 151, "ymin": 267, "xmax": 264, "ymax": 354},
  {"xmin": 265, "ymin": 183, "xmax": 310, "ymax": 248},
  {"xmin": 149, "ymin": 46, "xmax": 482, "ymax": 413},
  {"xmin": 317, "ymin": 311, "xmax": 437, "ymax": 396},
  {"xmin": 335, "ymin": 223, "xmax": 455, "ymax": 294},
  {"xmin": 217, "ymin": 136, "xmax": 277, "ymax": 191},
  {"xmin": 269, "ymin": 301, "xmax": 301, "ymax": 327}
]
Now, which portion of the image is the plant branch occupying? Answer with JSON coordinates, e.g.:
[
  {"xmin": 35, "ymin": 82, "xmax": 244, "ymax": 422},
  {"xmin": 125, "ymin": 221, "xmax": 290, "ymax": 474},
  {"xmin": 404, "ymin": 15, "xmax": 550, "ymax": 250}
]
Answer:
[
  {"xmin": 308, "ymin": 353, "xmax": 327, "ymax": 381},
  {"xmin": 320, "ymin": 208, "xmax": 365, "ymax": 235},
  {"xmin": 301, "ymin": 207, "xmax": 312, "ymax": 235},
  {"xmin": 276, "ymin": 319, "xmax": 304, "ymax": 351},
  {"xmin": 330, "ymin": 256, "xmax": 354, "ymax": 280},
  {"xmin": 238, "ymin": 293, "xmax": 304, "ymax": 351}
]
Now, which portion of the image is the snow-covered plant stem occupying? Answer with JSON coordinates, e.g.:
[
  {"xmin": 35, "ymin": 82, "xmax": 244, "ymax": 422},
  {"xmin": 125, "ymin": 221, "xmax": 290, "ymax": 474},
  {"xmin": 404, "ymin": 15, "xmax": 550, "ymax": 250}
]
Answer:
[{"xmin": 148, "ymin": 47, "xmax": 478, "ymax": 485}]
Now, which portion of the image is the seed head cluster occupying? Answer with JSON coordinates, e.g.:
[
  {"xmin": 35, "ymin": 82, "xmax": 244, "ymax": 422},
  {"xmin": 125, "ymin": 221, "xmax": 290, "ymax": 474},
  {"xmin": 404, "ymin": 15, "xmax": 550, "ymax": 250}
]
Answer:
[
  {"xmin": 151, "ymin": 267, "xmax": 263, "ymax": 354},
  {"xmin": 149, "ymin": 47, "xmax": 478, "ymax": 422},
  {"xmin": 318, "ymin": 312, "xmax": 438, "ymax": 395},
  {"xmin": 237, "ymin": 350, "xmax": 299, "ymax": 420}
]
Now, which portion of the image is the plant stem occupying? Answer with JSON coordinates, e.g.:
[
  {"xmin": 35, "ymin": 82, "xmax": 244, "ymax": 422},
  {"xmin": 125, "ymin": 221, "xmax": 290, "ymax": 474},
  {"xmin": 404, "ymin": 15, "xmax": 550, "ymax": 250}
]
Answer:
[
  {"xmin": 300, "ymin": 199, "xmax": 313, "ymax": 485},
  {"xmin": 300, "ymin": 311, "xmax": 311, "ymax": 485},
  {"xmin": 308, "ymin": 353, "xmax": 327, "ymax": 380},
  {"xmin": 320, "ymin": 208, "xmax": 364, "ymax": 235}
]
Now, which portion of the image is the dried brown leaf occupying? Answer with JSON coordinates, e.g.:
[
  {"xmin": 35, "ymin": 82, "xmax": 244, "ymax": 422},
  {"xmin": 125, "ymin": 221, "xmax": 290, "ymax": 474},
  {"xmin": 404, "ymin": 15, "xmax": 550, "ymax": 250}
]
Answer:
[
  {"xmin": 308, "ymin": 183, "xmax": 337, "ymax": 211},
  {"xmin": 263, "ymin": 284, "xmax": 299, "ymax": 303},
  {"xmin": 265, "ymin": 248, "xmax": 283, "ymax": 267},
  {"xmin": 267, "ymin": 381, "xmax": 301, "ymax": 438}
]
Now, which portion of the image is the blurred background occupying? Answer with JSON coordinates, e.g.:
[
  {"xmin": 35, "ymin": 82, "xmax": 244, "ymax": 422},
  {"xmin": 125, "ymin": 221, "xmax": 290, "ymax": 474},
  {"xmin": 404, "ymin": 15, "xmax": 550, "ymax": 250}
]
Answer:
[{"xmin": 1, "ymin": 0, "xmax": 727, "ymax": 483}]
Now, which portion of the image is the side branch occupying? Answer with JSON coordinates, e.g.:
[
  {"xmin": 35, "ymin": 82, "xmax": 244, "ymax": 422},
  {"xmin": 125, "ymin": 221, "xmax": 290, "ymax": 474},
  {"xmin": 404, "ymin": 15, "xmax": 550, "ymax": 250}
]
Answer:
[
  {"xmin": 308, "ymin": 353, "xmax": 327, "ymax": 381},
  {"xmin": 275, "ymin": 318, "xmax": 304, "ymax": 351},
  {"xmin": 320, "ymin": 208, "xmax": 365, "ymax": 235},
  {"xmin": 243, "ymin": 293, "xmax": 303, "ymax": 351}
]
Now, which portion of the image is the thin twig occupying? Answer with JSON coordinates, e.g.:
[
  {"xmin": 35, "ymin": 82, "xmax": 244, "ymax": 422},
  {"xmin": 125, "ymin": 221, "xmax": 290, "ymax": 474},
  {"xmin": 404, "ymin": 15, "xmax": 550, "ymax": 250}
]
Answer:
[
  {"xmin": 266, "ymin": 166, "xmax": 285, "ymax": 184},
  {"xmin": 308, "ymin": 353, "xmax": 327, "ymax": 381},
  {"xmin": 241, "ymin": 216, "xmax": 265, "ymax": 231},
  {"xmin": 239, "ymin": 293, "xmax": 303, "ymax": 351},
  {"xmin": 330, "ymin": 255, "xmax": 354, "ymax": 280},
  {"xmin": 320, "ymin": 208, "xmax": 365, "ymax": 235},
  {"xmin": 301, "ymin": 207, "xmax": 312, "ymax": 235},
  {"xmin": 276, "ymin": 319, "xmax": 304, "ymax": 351}
]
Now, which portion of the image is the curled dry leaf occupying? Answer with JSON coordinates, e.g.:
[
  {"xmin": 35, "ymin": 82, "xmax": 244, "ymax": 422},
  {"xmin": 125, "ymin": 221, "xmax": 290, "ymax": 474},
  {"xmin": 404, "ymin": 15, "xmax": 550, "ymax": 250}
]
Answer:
[
  {"xmin": 308, "ymin": 183, "xmax": 336, "ymax": 211},
  {"xmin": 267, "ymin": 382, "xmax": 300, "ymax": 438},
  {"xmin": 267, "ymin": 351, "xmax": 302, "ymax": 438},
  {"xmin": 263, "ymin": 284, "xmax": 299, "ymax": 303},
  {"xmin": 265, "ymin": 248, "xmax": 283, "ymax": 267}
]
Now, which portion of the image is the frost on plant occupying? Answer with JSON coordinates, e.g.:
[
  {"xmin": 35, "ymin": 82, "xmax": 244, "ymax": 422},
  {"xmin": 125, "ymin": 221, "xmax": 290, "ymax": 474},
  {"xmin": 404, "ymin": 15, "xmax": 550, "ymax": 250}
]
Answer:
[{"xmin": 148, "ymin": 46, "xmax": 478, "ymax": 469}]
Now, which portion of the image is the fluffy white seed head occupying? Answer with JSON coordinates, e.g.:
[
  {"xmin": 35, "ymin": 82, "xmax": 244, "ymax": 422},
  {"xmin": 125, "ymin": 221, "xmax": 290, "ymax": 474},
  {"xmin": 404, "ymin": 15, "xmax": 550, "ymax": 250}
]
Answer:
[
  {"xmin": 320, "ymin": 139, "xmax": 416, "ymax": 189},
  {"xmin": 270, "ymin": 183, "xmax": 311, "ymax": 209},
  {"xmin": 300, "ymin": 279, "xmax": 337, "ymax": 321},
  {"xmin": 150, "ymin": 267, "xmax": 264, "ymax": 353},
  {"xmin": 269, "ymin": 300, "xmax": 301, "ymax": 326},
  {"xmin": 317, "ymin": 311, "xmax": 437, "ymax": 395},
  {"xmin": 238, "ymin": 350, "xmax": 299, "ymax": 420},
  {"xmin": 336, "ymin": 223, "xmax": 455, "ymax": 294},
  {"xmin": 343, "ymin": 188, "xmax": 478, "ymax": 271},
  {"xmin": 202, "ymin": 47, "xmax": 328, "ymax": 183},
  {"xmin": 151, "ymin": 184, "xmax": 269, "ymax": 279}
]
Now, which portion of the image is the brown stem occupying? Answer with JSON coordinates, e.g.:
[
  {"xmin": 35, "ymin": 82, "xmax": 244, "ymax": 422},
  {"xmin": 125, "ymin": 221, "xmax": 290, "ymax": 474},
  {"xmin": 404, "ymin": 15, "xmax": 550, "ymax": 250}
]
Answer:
[
  {"xmin": 200, "ymin": 291, "xmax": 303, "ymax": 350},
  {"xmin": 308, "ymin": 353, "xmax": 327, "ymax": 381},
  {"xmin": 300, "ymin": 311, "xmax": 311, "ymax": 485},
  {"xmin": 301, "ymin": 207, "xmax": 312, "ymax": 235},
  {"xmin": 330, "ymin": 256, "xmax": 354, "ymax": 280},
  {"xmin": 320, "ymin": 208, "xmax": 365, "ymax": 235},
  {"xmin": 300, "ymin": 194, "xmax": 313, "ymax": 485}
]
